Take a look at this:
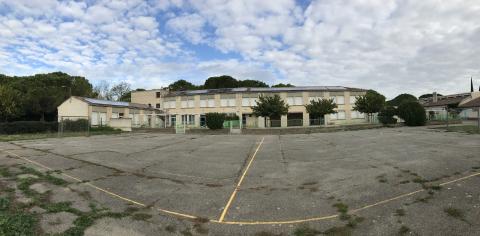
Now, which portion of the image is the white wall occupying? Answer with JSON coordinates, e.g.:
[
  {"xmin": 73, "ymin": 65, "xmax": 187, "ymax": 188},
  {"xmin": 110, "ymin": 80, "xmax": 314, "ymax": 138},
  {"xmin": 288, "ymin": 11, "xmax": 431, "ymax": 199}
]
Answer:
[{"xmin": 57, "ymin": 97, "xmax": 89, "ymax": 121}]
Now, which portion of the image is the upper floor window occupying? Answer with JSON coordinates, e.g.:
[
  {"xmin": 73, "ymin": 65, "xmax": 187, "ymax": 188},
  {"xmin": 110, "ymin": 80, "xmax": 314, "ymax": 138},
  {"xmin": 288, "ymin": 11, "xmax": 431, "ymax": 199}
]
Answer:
[
  {"xmin": 287, "ymin": 96, "xmax": 303, "ymax": 106},
  {"xmin": 330, "ymin": 110, "xmax": 346, "ymax": 120},
  {"xmin": 156, "ymin": 92, "xmax": 161, "ymax": 98},
  {"xmin": 221, "ymin": 98, "xmax": 236, "ymax": 107},
  {"xmin": 349, "ymin": 96, "xmax": 357, "ymax": 104},
  {"xmin": 155, "ymin": 103, "xmax": 160, "ymax": 108},
  {"xmin": 332, "ymin": 96, "xmax": 345, "ymax": 105}
]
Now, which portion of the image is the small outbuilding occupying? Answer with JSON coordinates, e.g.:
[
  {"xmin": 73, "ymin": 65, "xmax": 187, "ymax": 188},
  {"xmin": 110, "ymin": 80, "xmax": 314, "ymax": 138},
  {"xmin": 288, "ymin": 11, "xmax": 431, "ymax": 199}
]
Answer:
[{"xmin": 57, "ymin": 97, "xmax": 164, "ymax": 131}]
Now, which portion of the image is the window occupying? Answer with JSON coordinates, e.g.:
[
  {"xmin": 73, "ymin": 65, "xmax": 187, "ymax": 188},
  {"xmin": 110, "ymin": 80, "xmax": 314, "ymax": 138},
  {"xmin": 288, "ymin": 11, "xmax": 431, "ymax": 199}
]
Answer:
[
  {"xmin": 337, "ymin": 96, "xmax": 345, "ymax": 105},
  {"xmin": 188, "ymin": 115, "xmax": 195, "ymax": 125},
  {"xmin": 119, "ymin": 113, "xmax": 124, "ymax": 118},
  {"xmin": 156, "ymin": 92, "xmax": 161, "ymax": 98},
  {"xmin": 169, "ymin": 101, "xmax": 176, "ymax": 108},
  {"xmin": 287, "ymin": 96, "xmax": 303, "ymax": 106},
  {"xmin": 221, "ymin": 98, "xmax": 236, "ymax": 107},
  {"xmin": 350, "ymin": 96, "xmax": 357, "ymax": 104},
  {"xmin": 181, "ymin": 101, "xmax": 187, "ymax": 108},
  {"xmin": 208, "ymin": 99, "xmax": 215, "ymax": 107},
  {"xmin": 200, "ymin": 99, "xmax": 207, "ymax": 108},
  {"xmin": 242, "ymin": 98, "xmax": 250, "ymax": 106},
  {"xmin": 242, "ymin": 97, "xmax": 258, "ymax": 107},
  {"xmin": 155, "ymin": 103, "xmax": 160, "ymax": 108},
  {"xmin": 330, "ymin": 111, "xmax": 346, "ymax": 120},
  {"xmin": 187, "ymin": 99, "xmax": 194, "ymax": 108},
  {"xmin": 309, "ymin": 96, "xmax": 322, "ymax": 102}
]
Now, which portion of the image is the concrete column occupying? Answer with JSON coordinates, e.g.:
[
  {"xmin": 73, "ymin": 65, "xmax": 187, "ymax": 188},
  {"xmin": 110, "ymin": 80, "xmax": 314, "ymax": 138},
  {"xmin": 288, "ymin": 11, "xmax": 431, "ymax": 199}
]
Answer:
[
  {"xmin": 303, "ymin": 111, "xmax": 309, "ymax": 127},
  {"xmin": 106, "ymin": 107, "xmax": 112, "ymax": 122},
  {"xmin": 258, "ymin": 117, "xmax": 265, "ymax": 128},
  {"xmin": 195, "ymin": 114, "xmax": 201, "ymax": 128},
  {"xmin": 281, "ymin": 115, "xmax": 288, "ymax": 127},
  {"xmin": 123, "ymin": 108, "xmax": 129, "ymax": 117}
]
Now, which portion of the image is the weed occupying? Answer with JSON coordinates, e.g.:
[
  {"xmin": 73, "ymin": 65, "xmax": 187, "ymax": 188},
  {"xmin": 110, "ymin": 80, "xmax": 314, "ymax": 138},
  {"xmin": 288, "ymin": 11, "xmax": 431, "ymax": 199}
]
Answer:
[
  {"xmin": 193, "ymin": 223, "xmax": 209, "ymax": 234},
  {"xmin": 422, "ymin": 184, "xmax": 442, "ymax": 191},
  {"xmin": 254, "ymin": 232, "xmax": 284, "ymax": 236},
  {"xmin": 346, "ymin": 216, "xmax": 364, "ymax": 228},
  {"xmin": 293, "ymin": 225, "xmax": 321, "ymax": 236},
  {"xmin": 44, "ymin": 201, "xmax": 74, "ymax": 213},
  {"xmin": 412, "ymin": 177, "xmax": 426, "ymax": 183},
  {"xmin": 44, "ymin": 174, "xmax": 67, "ymax": 186},
  {"xmin": 395, "ymin": 209, "xmax": 406, "ymax": 216},
  {"xmin": 323, "ymin": 226, "xmax": 351, "ymax": 236},
  {"xmin": 399, "ymin": 180, "xmax": 410, "ymax": 184},
  {"xmin": 180, "ymin": 229, "xmax": 193, "ymax": 236},
  {"xmin": 443, "ymin": 207, "xmax": 464, "ymax": 219},
  {"xmin": 376, "ymin": 174, "xmax": 388, "ymax": 183},
  {"xmin": 193, "ymin": 216, "xmax": 210, "ymax": 223},
  {"xmin": 131, "ymin": 213, "xmax": 152, "ymax": 221},
  {"xmin": 333, "ymin": 203, "xmax": 349, "ymax": 214},
  {"xmin": 165, "ymin": 225, "xmax": 176, "ymax": 232},
  {"xmin": 0, "ymin": 167, "xmax": 12, "ymax": 177},
  {"xmin": 398, "ymin": 225, "xmax": 410, "ymax": 235}
]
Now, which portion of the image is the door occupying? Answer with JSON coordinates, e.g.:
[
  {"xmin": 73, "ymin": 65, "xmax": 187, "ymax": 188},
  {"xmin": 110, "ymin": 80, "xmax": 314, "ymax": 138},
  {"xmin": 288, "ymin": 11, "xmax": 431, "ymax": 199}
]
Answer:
[
  {"xmin": 99, "ymin": 113, "xmax": 107, "ymax": 126},
  {"xmin": 91, "ymin": 112, "xmax": 99, "ymax": 126}
]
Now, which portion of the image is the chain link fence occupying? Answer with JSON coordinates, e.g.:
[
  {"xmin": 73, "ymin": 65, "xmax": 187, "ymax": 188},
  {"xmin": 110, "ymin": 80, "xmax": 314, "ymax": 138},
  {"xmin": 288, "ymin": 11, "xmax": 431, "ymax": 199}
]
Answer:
[{"xmin": 58, "ymin": 116, "xmax": 90, "ymax": 137}]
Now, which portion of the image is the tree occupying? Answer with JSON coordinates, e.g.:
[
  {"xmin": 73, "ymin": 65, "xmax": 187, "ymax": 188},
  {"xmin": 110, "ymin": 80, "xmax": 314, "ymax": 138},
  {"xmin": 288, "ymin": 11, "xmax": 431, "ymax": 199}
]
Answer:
[
  {"xmin": 93, "ymin": 80, "xmax": 111, "ymax": 100},
  {"xmin": 204, "ymin": 75, "xmax": 238, "ymax": 89},
  {"xmin": 238, "ymin": 79, "xmax": 269, "ymax": 88},
  {"xmin": 109, "ymin": 82, "xmax": 131, "ymax": 101},
  {"xmin": 397, "ymin": 101, "xmax": 426, "ymax": 126},
  {"xmin": 205, "ymin": 112, "xmax": 226, "ymax": 130},
  {"xmin": 168, "ymin": 79, "xmax": 198, "ymax": 91},
  {"xmin": 386, "ymin": 94, "xmax": 417, "ymax": 107},
  {"xmin": 252, "ymin": 94, "xmax": 289, "ymax": 125},
  {"xmin": 0, "ymin": 85, "xmax": 23, "ymax": 122},
  {"xmin": 353, "ymin": 90, "xmax": 386, "ymax": 122},
  {"xmin": 419, "ymin": 93, "xmax": 443, "ymax": 99},
  {"xmin": 378, "ymin": 106, "xmax": 397, "ymax": 125},
  {"xmin": 305, "ymin": 98, "xmax": 337, "ymax": 125},
  {"xmin": 272, "ymin": 83, "xmax": 295, "ymax": 88}
]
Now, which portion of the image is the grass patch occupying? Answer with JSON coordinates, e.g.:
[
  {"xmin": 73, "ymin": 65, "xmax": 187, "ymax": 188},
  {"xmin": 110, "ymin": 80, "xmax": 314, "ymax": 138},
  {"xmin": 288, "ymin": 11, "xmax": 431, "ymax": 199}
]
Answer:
[
  {"xmin": 254, "ymin": 232, "xmax": 284, "ymax": 236},
  {"xmin": 165, "ymin": 225, "xmax": 176, "ymax": 233},
  {"xmin": 131, "ymin": 213, "xmax": 152, "ymax": 221},
  {"xmin": 412, "ymin": 177, "xmax": 426, "ymax": 183},
  {"xmin": 398, "ymin": 225, "xmax": 411, "ymax": 235},
  {"xmin": 0, "ymin": 167, "xmax": 13, "ymax": 177},
  {"xmin": 332, "ymin": 203, "xmax": 349, "ymax": 214},
  {"xmin": 193, "ymin": 223, "xmax": 209, "ymax": 234},
  {"xmin": 0, "ymin": 189, "xmax": 39, "ymax": 236},
  {"xmin": 376, "ymin": 174, "xmax": 388, "ymax": 183},
  {"xmin": 0, "ymin": 130, "xmax": 122, "ymax": 142},
  {"xmin": 323, "ymin": 226, "xmax": 352, "ymax": 236},
  {"xmin": 395, "ymin": 209, "xmax": 406, "ymax": 216},
  {"xmin": 399, "ymin": 180, "xmax": 410, "ymax": 184},
  {"xmin": 439, "ymin": 125, "xmax": 480, "ymax": 134},
  {"xmin": 293, "ymin": 225, "xmax": 321, "ymax": 236},
  {"xmin": 443, "ymin": 207, "xmax": 464, "ymax": 219}
]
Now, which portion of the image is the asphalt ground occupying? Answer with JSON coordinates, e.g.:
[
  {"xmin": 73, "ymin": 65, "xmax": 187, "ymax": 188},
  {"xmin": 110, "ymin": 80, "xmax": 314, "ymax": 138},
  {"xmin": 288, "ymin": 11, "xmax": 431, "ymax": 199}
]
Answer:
[{"xmin": 0, "ymin": 127, "xmax": 479, "ymax": 235}]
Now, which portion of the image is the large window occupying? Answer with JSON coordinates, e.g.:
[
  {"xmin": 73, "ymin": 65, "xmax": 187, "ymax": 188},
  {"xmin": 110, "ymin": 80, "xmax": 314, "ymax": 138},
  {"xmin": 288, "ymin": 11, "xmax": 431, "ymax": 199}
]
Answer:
[
  {"xmin": 164, "ymin": 100, "xmax": 176, "ymax": 109},
  {"xmin": 181, "ymin": 114, "xmax": 195, "ymax": 125},
  {"xmin": 181, "ymin": 97, "xmax": 195, "ymax": 108},
  {"xmin": 220, "ymin": 98, "xmax": 236, "ymax": 107},
  {"xmin": 200, "ymin": 96, "xmax": 215, "ymax": 108},
  {"xmin": 351, "ymin": 111, "xmax": 364, "ymax": 119},
  {"xmin": 332, "ymin": 96, "xmax": 345, "ymax": 105},
  {"xmin": 241, "ymin": 97, "xmax": 258, "ymax": 107},
  {"xmin": 349, "ymin": 96, "xmax": 357, "ymax": 104},
  {"xmin": 330, "ymin": 111, "xmax": 346, "ymax": 120},
  {"xmin": 287, "ymin": 96, "xmax": 303, "ymax": 106}
]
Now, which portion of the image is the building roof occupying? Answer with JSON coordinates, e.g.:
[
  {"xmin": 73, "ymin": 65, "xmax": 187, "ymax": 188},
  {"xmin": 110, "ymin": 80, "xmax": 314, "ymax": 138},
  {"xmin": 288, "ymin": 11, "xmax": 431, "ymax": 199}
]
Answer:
[
  {"xmin": 421, "ymin": 93, "xmax": 470, "ymax": 107},
  {"xmin": 74, "ymin": 97, "xmax": 161, "ymax": 111},
  {"xmin": 459, "ymin": 96, "xmax": 480, "ymax": 108},
  {"xmin": 163, "ymin": 86, "xmax": 366, "ymax": 97}
]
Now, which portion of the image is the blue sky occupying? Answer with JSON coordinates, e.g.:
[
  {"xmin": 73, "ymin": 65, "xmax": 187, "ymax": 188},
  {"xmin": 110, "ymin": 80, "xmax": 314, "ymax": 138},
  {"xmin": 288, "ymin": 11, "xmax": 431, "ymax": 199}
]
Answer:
[{"xmin": 1, "ymin": 0, "xmax": 480, "ymax": 98}]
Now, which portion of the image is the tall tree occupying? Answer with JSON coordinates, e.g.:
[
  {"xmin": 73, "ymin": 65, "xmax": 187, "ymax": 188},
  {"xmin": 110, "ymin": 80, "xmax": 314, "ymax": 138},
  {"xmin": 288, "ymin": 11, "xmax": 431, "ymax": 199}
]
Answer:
[
  {"xmin": 168, "ymin": 79, "xmax": 198, "ymax": 91},
  {"xmin": 272, "ymin": 83, "xmax": 295, "ymax": 88},
  {"xmin": 204, "ymin": 75, "xmax": 238, "ymax": 89},
  {"xmin": 353, "ymin": 90, "xmax": 386, "ymax": 123},
  {"xmin": 0, "ymin": 85, "xmax": 23, "ymax": 122},
  {"xmin": 252, "ymin": 94, "xmax": 289, "ymax": 125},
  {"xmin": 386, "ymin": 94, "xmax": 417, "ymax": 107},
  {"xmin": 109, "ymin": 82, "xmax": 131, "ymax": 101},
  {"xmin": 93, "ymin": 80, "xmax": 111, "ymax": 100},
  {"xmin": 305, "ymin": 98, "xmax": 337, "ymax": 125},
  {"xmin": 238, "ymin": 79, "xmax": 269, "ymax": 88},
  {"xmin": 419, "ymin": 93, "xmax": 443, "ymax": 99}
]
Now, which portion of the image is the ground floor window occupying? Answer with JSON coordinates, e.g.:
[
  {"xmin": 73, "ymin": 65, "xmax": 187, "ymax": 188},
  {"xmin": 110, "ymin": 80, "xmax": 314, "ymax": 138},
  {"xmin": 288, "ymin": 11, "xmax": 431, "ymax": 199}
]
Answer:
[
  {"xmin": 200, "ymin": 115, "xmax": 206, "ymax": 127},
  {"xmin": 170, "ymin": 115, "xmax": 176, "ymax": 126}
]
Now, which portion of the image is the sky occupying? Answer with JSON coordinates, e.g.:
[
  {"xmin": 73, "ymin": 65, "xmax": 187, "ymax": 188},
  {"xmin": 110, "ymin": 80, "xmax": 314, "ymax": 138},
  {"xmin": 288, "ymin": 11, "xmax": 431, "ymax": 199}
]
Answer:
[{"xmin": 1, "ymin": 0, "xmax": 480, "ymax": 99}]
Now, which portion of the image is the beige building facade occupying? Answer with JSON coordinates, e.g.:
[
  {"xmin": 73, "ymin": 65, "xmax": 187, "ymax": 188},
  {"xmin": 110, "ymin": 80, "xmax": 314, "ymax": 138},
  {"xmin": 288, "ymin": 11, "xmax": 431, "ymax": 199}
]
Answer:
[
  {"xmin": 58, "ymin": 97, "xmax": 164, "ymax": 130},
  {"xmin": 131, "ymin": 86, "xmax": 367, "ymax": 128}
]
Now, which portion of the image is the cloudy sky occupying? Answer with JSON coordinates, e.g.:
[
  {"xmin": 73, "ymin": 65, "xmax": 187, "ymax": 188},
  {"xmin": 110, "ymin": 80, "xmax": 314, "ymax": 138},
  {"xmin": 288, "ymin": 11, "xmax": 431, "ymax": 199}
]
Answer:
[{"xmin": 1, "ymin": 0, "xmax": 479, "ymax": 98}]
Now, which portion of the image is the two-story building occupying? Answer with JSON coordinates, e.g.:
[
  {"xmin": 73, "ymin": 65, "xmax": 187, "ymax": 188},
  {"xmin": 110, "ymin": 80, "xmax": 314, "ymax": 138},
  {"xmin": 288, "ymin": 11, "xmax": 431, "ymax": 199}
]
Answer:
[{"xmin": 131, "ymin": 86, "xmax": 367, "ymax": 128}]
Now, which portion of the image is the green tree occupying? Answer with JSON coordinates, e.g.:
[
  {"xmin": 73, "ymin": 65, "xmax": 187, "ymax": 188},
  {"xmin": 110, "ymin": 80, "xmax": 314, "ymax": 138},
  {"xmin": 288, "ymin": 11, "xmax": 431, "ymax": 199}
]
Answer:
[
  {"xmin": 0, "ymin": 85, "xmax": 23, "ymax": 121},
  {"xmin": 378, "ymin": 106, "xmax": 397, "ymax": 125},
  {"xmin": 252, "ymin": 94, "xmax": 289, "ymax": 125},
  {"xmin": 110, "ymin": 82, "xmax": 131, "ymax": 101},
  {"xmin": 204, "ymin": 75, "xmax": 238, "ymax": 89},
  {"xmin": 353, "ymin": 90, "xmax": 386, "ymax": 123},
  {"xmin": 397, "ymin": 101, "xmax": 426, "ymax": 126},
  {"xmin": 238, "ymin": 79, "xmax": 269, "ymax": 88},
  {"xmin": 387, "ymin": 94, "xmax": 417, "ymax": 106},
  {"xmin": 272, "ymin": 83, "xmax": 295, "ymax": 88},
  {"xmin": 205, "ymin": 112, "xmax": 226, "ymax": 130},
  {"xmin": 305, "ymin": 98, "xmax": 337, "ymax": 125},
  {"xmin": 168, "ymin": 79, "xmax": 198, "ymax": 91}
]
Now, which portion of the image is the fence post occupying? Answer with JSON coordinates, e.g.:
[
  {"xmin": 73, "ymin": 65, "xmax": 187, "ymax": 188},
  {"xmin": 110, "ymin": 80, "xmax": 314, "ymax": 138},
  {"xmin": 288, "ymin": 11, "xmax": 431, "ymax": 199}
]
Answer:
[{"xmin": 446, "ymin": 108, "xmax": 449, "ymax": 129}]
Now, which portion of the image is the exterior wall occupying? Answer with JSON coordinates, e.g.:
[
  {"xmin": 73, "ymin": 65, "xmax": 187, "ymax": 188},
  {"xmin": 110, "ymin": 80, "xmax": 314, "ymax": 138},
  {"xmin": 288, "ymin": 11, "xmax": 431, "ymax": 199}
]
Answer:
[
  {"xmin": 109, "ymin": 118, "xmax": 132, "ymax": 131},
  {"xmin": 132, "ymin": 89, "xmax": 367, "ymax": 128},
  {"xmin": 57, "ymin": 97, "xmax": 89, "ymax": 121},
  {"xmin": 131, "ymin": 90, "xmax": 167, "ymax": 108}
]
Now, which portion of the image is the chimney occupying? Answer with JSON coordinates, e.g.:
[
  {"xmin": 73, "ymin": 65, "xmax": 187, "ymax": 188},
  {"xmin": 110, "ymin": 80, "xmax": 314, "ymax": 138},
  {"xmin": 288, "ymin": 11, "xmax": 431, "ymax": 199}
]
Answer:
[{"xmin": 433, "ymin": 92, "xmax": 438, "ymax": 103}]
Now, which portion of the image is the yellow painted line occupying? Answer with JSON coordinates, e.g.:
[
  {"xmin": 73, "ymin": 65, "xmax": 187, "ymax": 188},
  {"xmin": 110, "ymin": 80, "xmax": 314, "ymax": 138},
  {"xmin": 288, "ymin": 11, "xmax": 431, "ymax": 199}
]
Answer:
[
  {"xmin": 349, "ymin": 189, "xmax": 425, "ymax": 214},
  {"xmin": 157, "ymin": 208, "xmax": 198, "ymax": 219},
  {"xmin": 218, "ymin": 137, "xmax": 265, "ymax": 222},
  {"xmin": 220, "ymin": 214, "xmax": 339, "ymax": 225},
  {"xmin": 439, "ymin": 172, "xmax": 480, "ymax": 186}
]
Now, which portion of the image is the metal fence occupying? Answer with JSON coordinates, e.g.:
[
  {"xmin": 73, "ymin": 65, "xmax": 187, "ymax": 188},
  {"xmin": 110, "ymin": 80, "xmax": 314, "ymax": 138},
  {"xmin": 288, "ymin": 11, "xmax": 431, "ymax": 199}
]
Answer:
[{"xmin": 58, "ymin": 116, "xmax": 90, "ymax": 137}]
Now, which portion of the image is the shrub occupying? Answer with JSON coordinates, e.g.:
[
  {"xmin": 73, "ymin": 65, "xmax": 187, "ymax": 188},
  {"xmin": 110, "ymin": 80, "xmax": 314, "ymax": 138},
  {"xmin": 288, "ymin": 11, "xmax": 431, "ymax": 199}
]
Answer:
[
  {"xmin": 378, "ymin": 106, "xmax": 397, "ymax": 125},
  {"xmin": 60, "ymin": 119, "xmax": 89, "ymax": 132},
  {"xmin": 224, "ymin": 114, "xmax": 239, "ymax": 121},
  {"xmin": 397, "ymin": 101, "xmax": 427, "ymax": 126},
  {"xmin": 205, "ymin": 113, "xmax": 225, "ymax": 130},
  {"xmin": 0, "ymin": 121, "xmax": 58, "ymax": 134}
]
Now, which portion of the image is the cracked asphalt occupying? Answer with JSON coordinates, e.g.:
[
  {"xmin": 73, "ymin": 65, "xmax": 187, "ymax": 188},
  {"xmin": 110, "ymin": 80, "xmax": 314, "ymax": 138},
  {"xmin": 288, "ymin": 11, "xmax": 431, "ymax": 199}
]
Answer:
[{"xmin": 1, "ymin": 127, "xmax": 479, "ymax": 235}]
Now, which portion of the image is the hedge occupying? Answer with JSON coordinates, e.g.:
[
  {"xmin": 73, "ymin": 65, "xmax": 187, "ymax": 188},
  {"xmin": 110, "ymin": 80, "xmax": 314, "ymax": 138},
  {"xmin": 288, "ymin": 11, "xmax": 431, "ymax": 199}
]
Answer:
[
  {"xmin": 205, "ymin": 113, "xmax": 226, "ymax": 130},
  {"xmin": 397, "ymin": 101, "xmax": 427, "ymax": 126},
  {"xmin": 0, "ymin": 121, "xmax": 58, "ymax": 134}
]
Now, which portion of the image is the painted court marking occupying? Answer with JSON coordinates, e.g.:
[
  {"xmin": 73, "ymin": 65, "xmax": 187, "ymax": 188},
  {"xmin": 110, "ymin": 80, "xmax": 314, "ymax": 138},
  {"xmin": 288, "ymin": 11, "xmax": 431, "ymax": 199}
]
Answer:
[
  {"xmin": 218, "ymin": 136, "xmax": 265, "ymax": 222},
  {"xmin": 1, "ymin": 146, "xmax": 480, "ymax": 225}
]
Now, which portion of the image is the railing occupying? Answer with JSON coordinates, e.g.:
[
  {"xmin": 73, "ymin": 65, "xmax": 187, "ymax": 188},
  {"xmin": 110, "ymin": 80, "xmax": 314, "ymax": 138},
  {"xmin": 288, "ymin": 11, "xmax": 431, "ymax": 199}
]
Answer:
[
  {"xmin": 287, "ymin": 119, "xmax": 303, "ymax": 127},
  {"xmin": 309, "ymin": 118, "xmax": 325, "ymax": 126}
]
